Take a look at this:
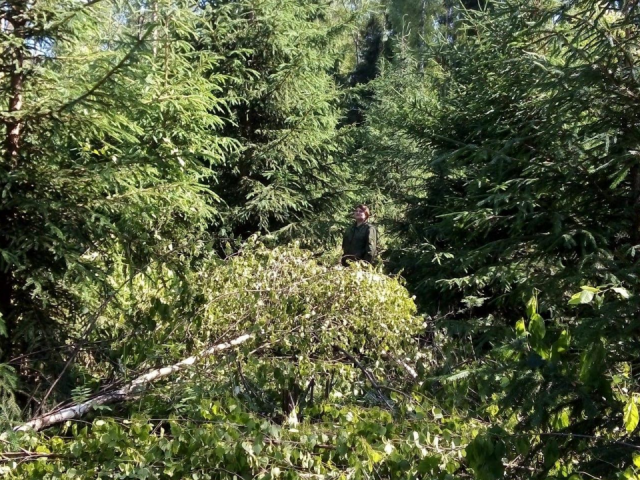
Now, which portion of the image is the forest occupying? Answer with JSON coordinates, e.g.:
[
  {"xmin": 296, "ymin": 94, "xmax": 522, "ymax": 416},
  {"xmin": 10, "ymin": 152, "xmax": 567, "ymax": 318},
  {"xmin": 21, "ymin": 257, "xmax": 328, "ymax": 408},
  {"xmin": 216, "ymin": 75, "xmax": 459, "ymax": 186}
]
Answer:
[{"xmin": 1, "ymin": 0, "xmax": 639, "ymax": 478}]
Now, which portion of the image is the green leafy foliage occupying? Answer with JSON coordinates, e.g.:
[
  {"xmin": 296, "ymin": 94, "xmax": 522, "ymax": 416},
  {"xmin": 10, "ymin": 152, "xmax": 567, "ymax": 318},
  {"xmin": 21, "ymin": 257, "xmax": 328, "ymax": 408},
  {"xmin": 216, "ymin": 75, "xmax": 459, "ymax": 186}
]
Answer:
[
  {"xmin": 625, "ymin": 399, "xmax": 639, "ymax": 434},
  {"xmin": 0, "ymin": 244, "xmax": 478, "ymax": 479},
  {"xmin": 368, "ymin": 0, "xmax": 640, "ymax": 317},
  {"xmin": 3, "ymin": 1, "xmax": 640, "ymax": 479},
  {"xmin": 358, "ymin": 0, "xmax": 640, "ymax": 477}
]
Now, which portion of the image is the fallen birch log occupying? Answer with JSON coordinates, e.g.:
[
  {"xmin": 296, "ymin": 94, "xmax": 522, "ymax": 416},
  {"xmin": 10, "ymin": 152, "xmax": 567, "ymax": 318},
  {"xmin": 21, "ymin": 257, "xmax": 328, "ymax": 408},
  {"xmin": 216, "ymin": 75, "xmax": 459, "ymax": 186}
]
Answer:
[{"xmin": 16, "ymin": 333, "xmax": 254, "ymax": 432}]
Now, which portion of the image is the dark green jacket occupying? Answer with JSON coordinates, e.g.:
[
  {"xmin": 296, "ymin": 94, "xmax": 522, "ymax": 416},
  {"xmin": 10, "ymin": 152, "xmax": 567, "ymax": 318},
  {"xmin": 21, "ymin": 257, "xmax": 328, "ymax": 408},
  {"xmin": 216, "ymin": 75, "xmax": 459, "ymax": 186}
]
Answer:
[{"xmin": 341, "ymin": 222, "xmax": 377, "ymax": 265}]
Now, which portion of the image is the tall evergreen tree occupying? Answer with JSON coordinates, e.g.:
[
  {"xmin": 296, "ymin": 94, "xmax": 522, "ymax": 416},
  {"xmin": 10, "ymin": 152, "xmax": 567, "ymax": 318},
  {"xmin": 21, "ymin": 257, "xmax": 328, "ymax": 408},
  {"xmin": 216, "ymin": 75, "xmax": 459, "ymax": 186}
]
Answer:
[
  {"xmin": 0, "ymin": 0, "xmax": 236, "ymax": 409},
  {"xmin": 368, "ymin": 0, "xmax": 640, "ymax": 315},
  {"xmin": 203, "ymin": 0, "xmax": 357, "ymax": 245},
  {"xmin": 363, "ymin": 1, "xmax": 640, "ymax": 476}
]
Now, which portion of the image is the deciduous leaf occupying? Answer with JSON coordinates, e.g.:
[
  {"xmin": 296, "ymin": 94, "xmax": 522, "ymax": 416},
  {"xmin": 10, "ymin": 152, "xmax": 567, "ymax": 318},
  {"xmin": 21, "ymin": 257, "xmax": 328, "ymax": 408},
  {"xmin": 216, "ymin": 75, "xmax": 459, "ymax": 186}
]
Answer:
[
  {"xmin": 529, "ymin": 314, "xmax": 545, "ymax": 340},
  {"xmin": 580, "ymin": 285, "xmax": 600, "ymax": 293},
  {"xmin": 624, "ymin": 400, "xmax": 639, "ymax": 433},
  {"xmin": 568, "ymin": 290, "xmax": 594, "ymax": 305},
  {"xmin": 612, "ymin": 287, "xmax": 630, "ymax": 299},
  {"xmin": 526, "ymin": 296, "xmax": 537, "ymax": 318}
]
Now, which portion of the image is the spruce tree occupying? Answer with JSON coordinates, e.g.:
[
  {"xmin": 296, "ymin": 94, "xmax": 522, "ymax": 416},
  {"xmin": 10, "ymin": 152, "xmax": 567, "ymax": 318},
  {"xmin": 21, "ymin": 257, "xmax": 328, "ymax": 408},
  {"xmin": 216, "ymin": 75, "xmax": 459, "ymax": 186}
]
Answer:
[
  {"xmin": 0, "ymin": 0, "xmax": 236, "ymax": 409},
  {"xmin": 203, "ymin": 0, "xmax": 357, "ymax": 245},
  {"xmin": 363, "ymin": 1, "xmax": 640, "ymax": 476}
]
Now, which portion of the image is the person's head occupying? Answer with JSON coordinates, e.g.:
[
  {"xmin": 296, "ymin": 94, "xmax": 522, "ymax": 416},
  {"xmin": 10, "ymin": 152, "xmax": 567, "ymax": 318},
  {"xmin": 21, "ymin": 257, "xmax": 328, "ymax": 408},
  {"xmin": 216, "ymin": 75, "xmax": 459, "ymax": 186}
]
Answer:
[{"xmin": 352, "ymin": 204, "xmax": 370, "ymax": 224}]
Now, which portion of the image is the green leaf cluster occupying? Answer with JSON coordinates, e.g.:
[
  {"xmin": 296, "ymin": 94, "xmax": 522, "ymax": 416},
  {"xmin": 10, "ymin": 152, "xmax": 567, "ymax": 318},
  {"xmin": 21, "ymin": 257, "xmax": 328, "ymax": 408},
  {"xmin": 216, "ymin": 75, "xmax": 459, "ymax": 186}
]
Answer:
[{"xmin": 1, "ymin": 244, "xmax": 478, "ymax": 480}]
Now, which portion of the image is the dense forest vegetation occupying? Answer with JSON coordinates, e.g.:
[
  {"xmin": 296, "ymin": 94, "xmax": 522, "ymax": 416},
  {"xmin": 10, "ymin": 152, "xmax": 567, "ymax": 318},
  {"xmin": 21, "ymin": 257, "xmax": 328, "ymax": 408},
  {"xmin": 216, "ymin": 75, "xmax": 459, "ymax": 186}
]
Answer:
[{"xmin": 1, "ymin": 0, "xmax": 640, "ymax": 478}]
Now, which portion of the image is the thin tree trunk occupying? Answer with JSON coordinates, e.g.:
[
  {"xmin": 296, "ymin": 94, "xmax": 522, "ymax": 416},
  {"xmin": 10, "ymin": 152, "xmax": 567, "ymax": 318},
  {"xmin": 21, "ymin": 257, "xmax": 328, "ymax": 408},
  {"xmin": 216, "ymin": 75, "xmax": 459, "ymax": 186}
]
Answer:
[
  {"xmin": 632, "ymin": 168, "xmax": 640, "ymax": 245},
  {"xmin": 152, "ymin": 0, "xmax": 158, "ymax": 57},
  {"xmin": 445, "ymin": 0, "xmax": 455, "ymax": 44},
  {"xmin": 16, "ymin": 333, "xmax": 254, "ymax": 432},
  {"xmin": 4, "ymin": 2, "xmax": 25, "ymax": 169},
  {"xmin": 418, "ymin": 0, "xmax": 426, "ymax": 74},
  {"xmin": 623, "ymin": 1, "xmax": 639, "ymax": 244},
  {"xmin": 1, "ymin": 1, "xmax": 27, "ymax": 361},
  {"xmin": 0, "ymin": 271, "xmax": 13, "ymax": 361}
]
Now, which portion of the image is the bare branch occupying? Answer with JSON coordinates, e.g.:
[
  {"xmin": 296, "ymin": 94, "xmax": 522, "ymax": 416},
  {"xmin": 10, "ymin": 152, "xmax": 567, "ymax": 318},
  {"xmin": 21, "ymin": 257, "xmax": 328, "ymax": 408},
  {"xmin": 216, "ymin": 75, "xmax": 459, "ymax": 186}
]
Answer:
[
  {"xmin": 335, "ymin": 346, "xmax": 392, "ymax": 408},
  {"xmin": 383, "ymin": 352, "xmax": 418, "ymax": 380}
]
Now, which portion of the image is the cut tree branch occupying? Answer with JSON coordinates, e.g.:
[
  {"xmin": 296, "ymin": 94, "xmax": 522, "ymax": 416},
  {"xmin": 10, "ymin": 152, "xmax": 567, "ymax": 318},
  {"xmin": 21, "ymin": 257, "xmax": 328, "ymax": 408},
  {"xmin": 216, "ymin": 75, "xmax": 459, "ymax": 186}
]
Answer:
[
  {"xmin": 383, "ymin": 352, "xmax": 418, "ymax": 380},
  {"xmin": 335, "ymin": 346, "xmax": 392, "ymax": 408},
  {"xmin": 16, "ymin": 333, "xmax": 254, "ymax": 432},
  {"xmin": 37, "ymin": 243, "xmax": 194, "ymax": 415}
]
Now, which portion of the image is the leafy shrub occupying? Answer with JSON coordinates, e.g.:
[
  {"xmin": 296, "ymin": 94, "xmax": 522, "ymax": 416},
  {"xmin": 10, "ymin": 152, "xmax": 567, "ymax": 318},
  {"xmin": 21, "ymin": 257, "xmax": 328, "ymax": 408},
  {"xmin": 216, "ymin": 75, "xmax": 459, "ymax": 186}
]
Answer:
[{"xmin": 1, "ymin": 244, "xmax": 477, "ymax": 480}]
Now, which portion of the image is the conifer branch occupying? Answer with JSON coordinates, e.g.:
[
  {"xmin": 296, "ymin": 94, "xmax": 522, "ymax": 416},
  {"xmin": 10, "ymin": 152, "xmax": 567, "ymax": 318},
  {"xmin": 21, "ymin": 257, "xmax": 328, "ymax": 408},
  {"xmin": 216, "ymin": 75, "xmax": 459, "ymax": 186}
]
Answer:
[{"xmin": 55, "ymin": 25, "xmax": 155, "ymax": 115}]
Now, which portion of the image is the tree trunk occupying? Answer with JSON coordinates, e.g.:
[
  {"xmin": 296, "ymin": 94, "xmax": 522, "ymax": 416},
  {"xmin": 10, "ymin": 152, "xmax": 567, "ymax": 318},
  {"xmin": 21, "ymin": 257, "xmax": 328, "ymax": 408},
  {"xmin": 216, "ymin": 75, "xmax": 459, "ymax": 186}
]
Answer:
[
  {"xmin": 3, "ymin": 1, "xmax": 25, "ymax": 169},
  {"xmin": 623, "ymin": 1, "xmax": 639, "ymax": 244},
  {"xmin": 0, "ymin": 269, "xmax": 14, "ymax": 361},
  {"xmin": 418, "ymin": 0, "xmax": 426, "ymax": 74},
  {"xmin": 631, "ymin": 164, "xmax": 640, "ymax": 246},
  {"xmin": 1, "ymin": 1, "xmax": 26, "ymax": 361}
]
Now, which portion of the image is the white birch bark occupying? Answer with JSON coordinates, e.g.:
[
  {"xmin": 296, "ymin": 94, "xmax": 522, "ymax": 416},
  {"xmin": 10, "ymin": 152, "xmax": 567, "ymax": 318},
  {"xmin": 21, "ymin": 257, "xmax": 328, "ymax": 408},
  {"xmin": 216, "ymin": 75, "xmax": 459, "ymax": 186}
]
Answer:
[{"xmin": 16, "ymin": 334, "xmax": 254, "ymax": 432}]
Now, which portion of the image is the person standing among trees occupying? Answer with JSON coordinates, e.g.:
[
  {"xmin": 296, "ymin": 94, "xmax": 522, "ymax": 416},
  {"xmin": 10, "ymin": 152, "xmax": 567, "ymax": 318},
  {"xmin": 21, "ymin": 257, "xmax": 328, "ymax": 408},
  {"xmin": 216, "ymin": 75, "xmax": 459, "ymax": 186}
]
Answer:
[{"xmin": 341, "ymin": 204, "xmax": 377, "ymax": 266}]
